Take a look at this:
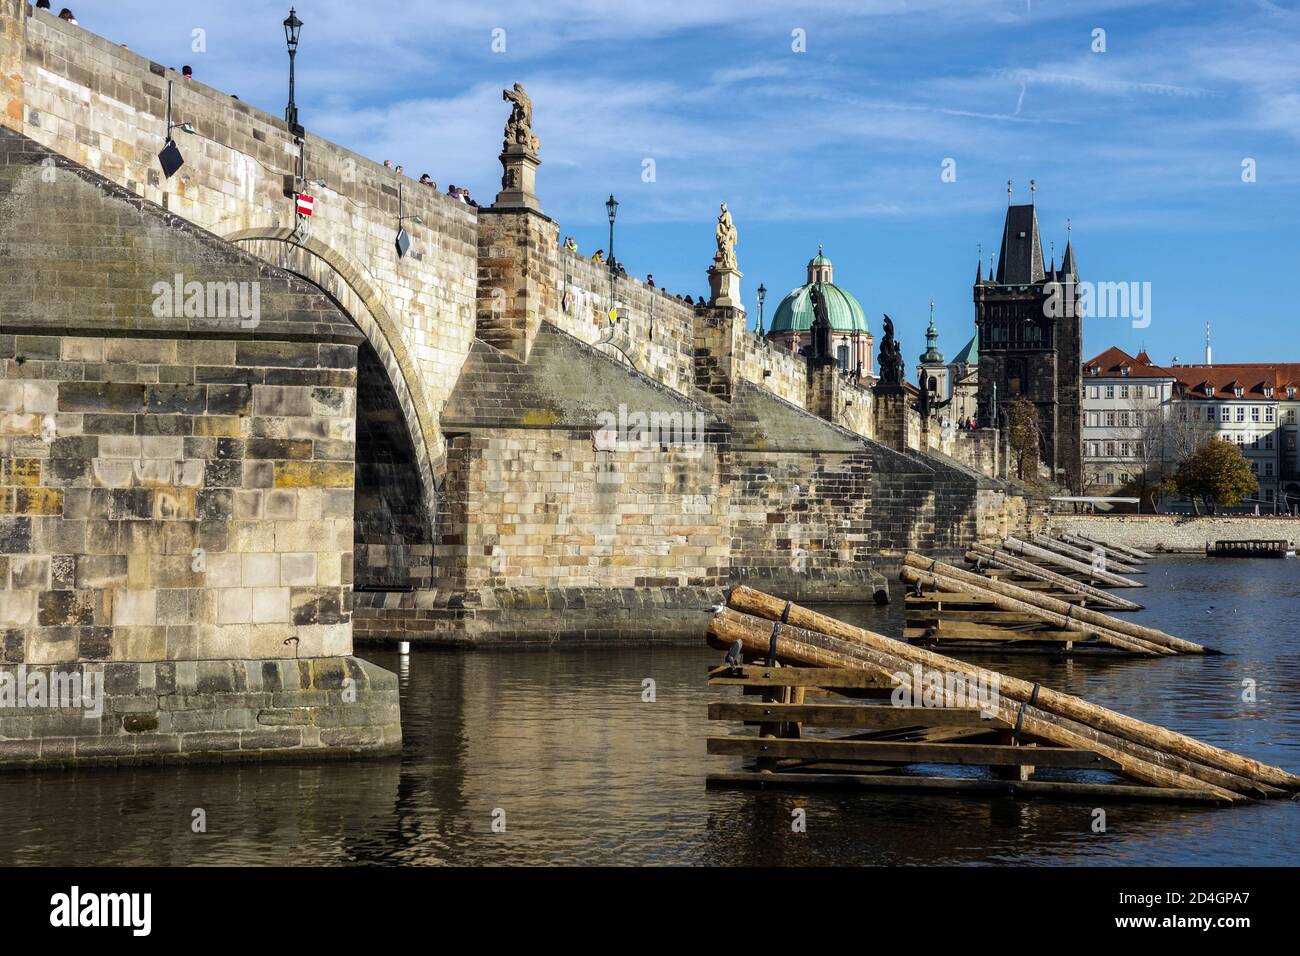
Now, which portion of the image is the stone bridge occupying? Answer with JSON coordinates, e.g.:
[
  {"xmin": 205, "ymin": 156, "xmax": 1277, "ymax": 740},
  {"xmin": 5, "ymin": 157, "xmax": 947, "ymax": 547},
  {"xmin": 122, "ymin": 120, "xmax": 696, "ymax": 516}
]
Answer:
[{"xmin": 0, "ymin": 3, "xmax": 1043, "ymax": 765}]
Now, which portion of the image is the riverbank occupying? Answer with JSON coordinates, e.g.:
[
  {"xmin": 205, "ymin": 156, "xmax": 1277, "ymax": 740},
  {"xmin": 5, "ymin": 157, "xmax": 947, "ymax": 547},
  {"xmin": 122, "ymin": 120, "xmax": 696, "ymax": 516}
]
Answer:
[{"xmin": 1050, "ymin": 515, "xmax": 1300, "ymax": 553}]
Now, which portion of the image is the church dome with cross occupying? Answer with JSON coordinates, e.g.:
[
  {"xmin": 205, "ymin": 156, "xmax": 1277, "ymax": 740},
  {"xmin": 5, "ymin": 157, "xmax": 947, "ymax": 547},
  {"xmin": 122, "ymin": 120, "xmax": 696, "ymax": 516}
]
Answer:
[{"xmin": 763, "ymin": 246, "xmax": 873, "ymax": 374}]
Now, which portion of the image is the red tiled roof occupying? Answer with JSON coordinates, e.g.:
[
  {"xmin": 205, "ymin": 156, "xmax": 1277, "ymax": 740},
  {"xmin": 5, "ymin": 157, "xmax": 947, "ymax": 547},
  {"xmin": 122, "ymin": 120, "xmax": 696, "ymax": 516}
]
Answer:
[
  {"xmin": 1082, "ymin": 346, "xmax": 1177, "ymax": 379},
  {"xmin": 1170, "ymin": 363, "xmax": 1300, "ymax": 401}
]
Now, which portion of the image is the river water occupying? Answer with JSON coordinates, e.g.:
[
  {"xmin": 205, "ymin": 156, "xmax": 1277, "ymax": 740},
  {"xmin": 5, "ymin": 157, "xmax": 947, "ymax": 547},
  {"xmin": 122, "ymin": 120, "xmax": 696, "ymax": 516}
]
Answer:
[{"xmin": 2, "ymin": 557, "xmax": 1297, "ymax": 866}]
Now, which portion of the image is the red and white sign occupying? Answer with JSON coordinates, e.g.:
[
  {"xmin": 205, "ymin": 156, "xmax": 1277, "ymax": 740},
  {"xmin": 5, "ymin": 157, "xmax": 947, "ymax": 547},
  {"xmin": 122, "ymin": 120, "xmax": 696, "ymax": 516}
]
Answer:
[{"xmin": 295, "ymin": 192, "xmax": 315, "ymax": 217}]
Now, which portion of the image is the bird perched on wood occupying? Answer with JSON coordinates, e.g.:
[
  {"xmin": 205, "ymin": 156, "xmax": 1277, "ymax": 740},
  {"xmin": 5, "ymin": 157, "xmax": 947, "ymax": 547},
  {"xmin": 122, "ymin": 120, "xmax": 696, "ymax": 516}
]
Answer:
[
  {"xmin": 724, "ymin": 640, "xmax": 743, "ymax": 668},
  {"xmin": 709, "ymin": 603, "xmax": 726, "ymax": 615}
]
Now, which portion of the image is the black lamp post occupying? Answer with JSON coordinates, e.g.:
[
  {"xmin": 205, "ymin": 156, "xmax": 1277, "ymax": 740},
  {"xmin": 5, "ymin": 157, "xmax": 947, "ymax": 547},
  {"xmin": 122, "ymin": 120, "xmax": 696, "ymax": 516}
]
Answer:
[
  {"xmin": 756, "ymin": 283, "xmax": 767, "ymax": 335},
  {"xmin": 605, "ymin": 194, "xmax": 618, "ymax": 270},
  {"xmin": 283, "ymin": 8, "xmax": 304, "ymax": 136}
]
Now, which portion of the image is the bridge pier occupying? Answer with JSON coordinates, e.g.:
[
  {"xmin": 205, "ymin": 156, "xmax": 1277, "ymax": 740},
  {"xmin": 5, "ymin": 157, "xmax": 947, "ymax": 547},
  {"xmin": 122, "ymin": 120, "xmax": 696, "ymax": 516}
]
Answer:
[{"xmin": 0, "ymin": 128, "xmax": 400, "ymax": 766}]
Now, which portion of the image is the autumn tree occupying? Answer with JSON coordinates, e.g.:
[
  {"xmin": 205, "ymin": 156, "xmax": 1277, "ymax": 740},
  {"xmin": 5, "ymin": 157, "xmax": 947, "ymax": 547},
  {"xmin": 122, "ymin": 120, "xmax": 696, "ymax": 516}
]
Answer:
[
  {"xmin": 1173, "ymin": 437, "xmax": 1258, "ymax": 515},
  {"xmin": 1006, "ymin": 398, "xmax": 1042, "ymax": 482}
]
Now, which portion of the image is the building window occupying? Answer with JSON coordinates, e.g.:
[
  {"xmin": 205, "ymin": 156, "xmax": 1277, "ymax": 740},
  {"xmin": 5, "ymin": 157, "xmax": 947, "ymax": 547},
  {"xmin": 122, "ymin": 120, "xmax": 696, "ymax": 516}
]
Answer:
[
  {"xmin": 1287, "ymin": 409, "xmax": 1296, "ymax": 424},
  {"xmin": 1089, "ymin": 386, "xmax": 1100, "ymax": 399},
  {"xmin": 1105, "ymin": 411, "xmax": 1116, "ymax": 427},
  {"xmin": 1104, "ymin": 472, "xmax": 1114, "ymax": 485},
  {"xmin": 1119, "ymin": 411, "xmax": 1130, "ymax": 427},
  {"xmin": 1265, "ymin": 434, "xmax": 1274, "ymax": 450},
  {"xmin": 836, "ymin": 344, "xmax": 849, "ymax": 370},
  {"xmin": 1251, "ymin": 461, "xmax": 1259, "ymax": 475},
  {"xmin": 1252, "ymin": 435, "xmax": 1260, "ymax": 449},
  {"xmin": 1105, "ymin": 385, "xmax": 1115, "ymax": 399},
  {"xmin": 1105, "ymin": 441, "xmax": 1116, "ymax": 457},
  {"xmin": 1119, "ymin": 385, "xmax": 1130, "ymax": 398},
  {"xmin": 1148, "ymin": 385, "xmax": 1158, "ymax": 398},
  {"xmin": 1236, "ymin": 406, "xmax": 1245, "ymax": 422},
  {"xmin": 1266, "ymin": 407, "xmax": 1275, "ymax": 423},
  {"xmin": 1251, "ymin": 407, "xmax": 1261, "ymax": 422},
  {"xmin": 1119, "ymin": 441, "xmax": 1130, "ymax": 457},
  {"xmin": 1221, "ymin": 406, "xmax": 1231, "ymax": 422},
  {"xmin": 1265, "ymin": 462, "xmax": 1274, "ymax": 477},
  {"xmin": 1134, "ymin": 411, "xmax": 1144, "ymax": 426}
]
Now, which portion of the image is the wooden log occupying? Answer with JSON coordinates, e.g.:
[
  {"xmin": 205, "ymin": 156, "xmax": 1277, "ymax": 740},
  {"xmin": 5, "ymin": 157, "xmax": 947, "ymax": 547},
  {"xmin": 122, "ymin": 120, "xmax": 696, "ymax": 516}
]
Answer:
[
  {"xmin": 723, "ymin": 590, "xmax": 1300, "ymax": 794},
  {"xmin": 1032, "ymin": 534, "xmax": 1145, "ymax": 573},
  {"xmin": 1064, "ymin": 531, "xmax": 1154, "ymax": 561},
  {"xmin": 904, "ymin": 553, "xmax": 1211, "ymax": 655},
  {"xmin": 900, "ymin": 564, "xmax": 1170, "ymax": 656},
  {"xmin": 718, "ymin": 608, "xmax": 1274, "ymax": 797},
  {"xmin": 706, "ymin": 736, "xmax": 1120, "ymax": 769},
  {"xmin": 1057, "ymin": 532, "xmax": 1149, "ymax": 565},
  {"xmin": 967, "ymin": 544, "xmax": 1143, "ymax": 611},
  {"xmin": 1003, "ymin": 536, "xmax": 1145, "ymax": 588},
  {"xmin": 709, "ymin": 701, "xmax": 1009, "ymax": 730},
  {"xmin": 708, "ymin": 607, "xmax": 1241, "ymax": 801},
  {"xmin": 905, "ymin": 622, "xmax": 1103, "ymax": 644},
  {"xmin": 704, "ymin": 772, "xmax": 1230, "ymax": 805},
  {"xmin": 707, "ymin": 665, "xmax": 893, "ymax": 689}
]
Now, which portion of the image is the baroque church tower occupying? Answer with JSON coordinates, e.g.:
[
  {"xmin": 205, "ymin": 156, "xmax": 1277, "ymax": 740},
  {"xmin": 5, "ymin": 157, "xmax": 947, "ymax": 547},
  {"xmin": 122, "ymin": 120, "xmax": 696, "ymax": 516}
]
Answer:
[{"xmin": 973, "ymin": 189, "xmax": 1083, "ymax": 491}]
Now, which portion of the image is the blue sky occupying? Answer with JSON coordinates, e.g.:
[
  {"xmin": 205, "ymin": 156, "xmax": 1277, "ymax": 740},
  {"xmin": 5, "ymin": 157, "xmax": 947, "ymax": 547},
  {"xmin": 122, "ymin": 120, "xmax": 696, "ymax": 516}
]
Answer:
[{"xmin": 76, "ymin": 1, "xmax": 1300, "ymax": 367}]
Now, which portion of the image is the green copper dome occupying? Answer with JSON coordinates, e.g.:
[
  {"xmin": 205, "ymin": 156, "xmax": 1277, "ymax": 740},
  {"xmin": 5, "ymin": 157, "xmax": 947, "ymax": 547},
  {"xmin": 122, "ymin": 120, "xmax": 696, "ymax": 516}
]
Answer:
[
  {"xmin": 769, "ymin": 283, "xmax": 868, "ymax": 334},
  {"xmin": 768, "ymin": 249, "xmax": 868, "ymax": 335}
]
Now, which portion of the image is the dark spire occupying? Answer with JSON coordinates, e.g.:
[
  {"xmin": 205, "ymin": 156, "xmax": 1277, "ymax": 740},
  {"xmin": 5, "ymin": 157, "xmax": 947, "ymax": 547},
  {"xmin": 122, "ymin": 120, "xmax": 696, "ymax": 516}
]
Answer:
[
  {"xmin": 1061, "ymin": 238, "xmax": 1076, "ymax": 276},
  {"xmin": 995, "ymin": 202, "xmax": 1046, "ymax": 285}
]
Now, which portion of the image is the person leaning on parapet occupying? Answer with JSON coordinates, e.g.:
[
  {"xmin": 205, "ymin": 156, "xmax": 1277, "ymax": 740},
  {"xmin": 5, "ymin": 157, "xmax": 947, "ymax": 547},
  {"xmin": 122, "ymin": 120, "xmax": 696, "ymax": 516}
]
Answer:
[
  {"xmin": 646, "ymin": 274, "xmax": 655, "ymax": 288},
  {"xmin": 562, "ymin": 236, "xmax": 578, "ymax": 253},
  {"xmin": 34, "ymin": 1, "xmax": 51, "ymax": 10},
  {"xmin": 591, "ymin": 249, "xmax": 605, "ymax": 264},
  {"xmin": 58, "ymin": 7, "xmax": 77, "ymax": 23},
  {"xmin": 419, "ymin": 174, "xmax": 435, "ymax": 187}
]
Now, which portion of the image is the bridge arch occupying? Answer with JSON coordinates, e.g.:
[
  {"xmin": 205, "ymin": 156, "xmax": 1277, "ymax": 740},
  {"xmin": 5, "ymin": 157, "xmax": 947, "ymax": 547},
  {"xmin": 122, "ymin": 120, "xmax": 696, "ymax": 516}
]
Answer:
[{"xmin": 227, "ymin": 228, "xmax": 441, "ymax": 589}]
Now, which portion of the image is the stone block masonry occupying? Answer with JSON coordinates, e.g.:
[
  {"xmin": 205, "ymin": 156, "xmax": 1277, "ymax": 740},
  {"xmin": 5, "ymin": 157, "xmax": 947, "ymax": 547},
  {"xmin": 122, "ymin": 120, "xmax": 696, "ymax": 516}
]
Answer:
[
  {"xmin": 0, "ymin": 126, "xmax": 400, "ymax": 765},
  {"xmin": 0, "ymin": 656, "xmax": 399, "ymax": 767},
  {"xmin": 0, "ymin": 5, "xmax": 1041, "ymax": 654}
]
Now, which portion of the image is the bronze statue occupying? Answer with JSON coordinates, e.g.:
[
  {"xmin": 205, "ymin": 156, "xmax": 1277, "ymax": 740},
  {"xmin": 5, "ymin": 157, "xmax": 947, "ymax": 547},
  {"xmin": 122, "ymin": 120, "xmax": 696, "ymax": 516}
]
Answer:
[
  {"xmin": 878, "ymin": 313, "xmax": 905, "ymax": 386},
  {"xmin": 809, "ymin": 285, "xmax": 832, "ymax": 362}
]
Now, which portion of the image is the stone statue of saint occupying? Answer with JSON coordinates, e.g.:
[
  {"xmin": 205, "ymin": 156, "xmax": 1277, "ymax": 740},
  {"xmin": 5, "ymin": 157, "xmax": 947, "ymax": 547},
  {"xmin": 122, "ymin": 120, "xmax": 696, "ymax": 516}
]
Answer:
[
  {"xmin": 878, "ymin": 313, "xmax": 905, "ymax": 386},
  {"xmin": 714, "ymin": 202, "xmax": 737, "ymax": 270},
  {"xmin": 502, "ymin": 82, "xmax": 540, "ymax": 152}
]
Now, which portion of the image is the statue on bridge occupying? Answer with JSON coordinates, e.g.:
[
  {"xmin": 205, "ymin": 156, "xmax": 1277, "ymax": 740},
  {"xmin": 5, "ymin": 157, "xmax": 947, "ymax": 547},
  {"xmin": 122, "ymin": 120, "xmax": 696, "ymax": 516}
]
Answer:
[
  {"xmin": 877, "ymin": 314, "xmax": 905, "ymax": 386},
  {"xmin": 714, "ymin": 202, "xmax": 738, "ymax": 270},
  {"xmin": 503, "ymin": 82, "xmax": 540, "ymax": 153}
]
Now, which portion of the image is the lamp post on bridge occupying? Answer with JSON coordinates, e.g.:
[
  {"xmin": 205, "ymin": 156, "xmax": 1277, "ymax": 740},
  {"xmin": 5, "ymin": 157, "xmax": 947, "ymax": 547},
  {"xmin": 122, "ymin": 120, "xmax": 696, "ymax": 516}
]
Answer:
[
  {"xmin": 283, "ymin": 8, "xmax": 304, "ymax": 138},
  {"xmin": 606, "ymin": 194, "xmax": 619, "ymax": 272},
  {"xmin": 756, "ymin": 283, "xmax": 766, "ymax": 335}
]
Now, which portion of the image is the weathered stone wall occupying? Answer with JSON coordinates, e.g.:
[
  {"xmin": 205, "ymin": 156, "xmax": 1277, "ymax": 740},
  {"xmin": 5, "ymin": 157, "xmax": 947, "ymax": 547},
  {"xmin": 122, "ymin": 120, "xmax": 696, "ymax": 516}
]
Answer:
[
  {"xmin": 441, "ymin": 429, "xmax": 727, "ymax": 591},
  {"xmin": 1050, "ymin": 514, "xmax": 1300, "ymax": 553},
  {"xmin": 733, "ymin": 328, "xmax": 815, "ymax": 410},
  {"xmin": 0, "ymin": 656, "xmax": 399, "ymax": 767},
  {"xmin": 10, "ymin": 7, "xmax": 476, "ymax": 483},
  {"xmin": 725, "ymin": 450, "xmax": 876, "ymax": 599},
  {"xmin": 554, "ymin": 248, "xmax": 700, "ymax": 394},
  {"xmin": 0, "ymin": 126, "xmax": 400, "ymax": 765}
]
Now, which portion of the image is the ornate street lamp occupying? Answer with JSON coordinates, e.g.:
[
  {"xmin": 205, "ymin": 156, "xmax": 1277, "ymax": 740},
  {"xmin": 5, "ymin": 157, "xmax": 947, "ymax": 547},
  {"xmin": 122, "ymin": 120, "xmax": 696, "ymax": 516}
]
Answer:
[
  {"xmin": 283, "ymin": 8, "xmax": 304, "ymax": 136},
  {"xmin": 605, "ymin": 194, "xmax": 619, "ymax": 270},
  {"xmin": 756, "ymin": 283, "xmax": 767, "ymax": 335}
]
